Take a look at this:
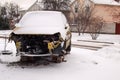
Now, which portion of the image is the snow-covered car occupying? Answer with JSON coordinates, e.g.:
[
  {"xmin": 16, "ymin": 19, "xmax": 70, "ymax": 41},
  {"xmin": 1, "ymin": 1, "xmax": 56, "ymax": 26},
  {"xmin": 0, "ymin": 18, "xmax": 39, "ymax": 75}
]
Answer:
[{"xmin": 10, "ymin": 11, "xmax": 71, "ymax": 62}]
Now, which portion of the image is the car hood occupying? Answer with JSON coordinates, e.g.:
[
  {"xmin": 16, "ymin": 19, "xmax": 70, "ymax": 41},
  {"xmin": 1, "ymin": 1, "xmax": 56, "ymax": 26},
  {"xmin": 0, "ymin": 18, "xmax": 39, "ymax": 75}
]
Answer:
[{"xmin": 13, "ymin": 26, "xmax": 66, "ymax": 40}]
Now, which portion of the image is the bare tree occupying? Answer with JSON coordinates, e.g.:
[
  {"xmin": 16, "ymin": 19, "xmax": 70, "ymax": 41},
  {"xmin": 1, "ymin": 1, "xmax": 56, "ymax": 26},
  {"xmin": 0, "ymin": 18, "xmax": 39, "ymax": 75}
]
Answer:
[
  {"xmin": 1, "ymin": 7, "xmax": 7, "ymax": 17},
  {"xmin": 0, "ymin": 6, "xmax": 10, "ymax": 30},
  {"xmin": 73, "ymin": 1, "xmax": 104, "ymax": 39},
  {"xmin": 76, "ymin": 4, "xmax": 95, "ymax": 35},
  {"xmin": 89, "ymin": 17, "xmax": 104, "ymax": 40},
  {"xmin": 5, "ymin": 3, "xmax": 20, "ymax": 20},
  {"xmin": 42, "ymin": 0, "xmax": 70, "ymax": 10},
  {"xmin": 42, "ymin": 0, "xmax": 71, "ymax": 23},
  {"xmin": 4, "ymin": 3, "xmax": 21, "ymax": 29}
]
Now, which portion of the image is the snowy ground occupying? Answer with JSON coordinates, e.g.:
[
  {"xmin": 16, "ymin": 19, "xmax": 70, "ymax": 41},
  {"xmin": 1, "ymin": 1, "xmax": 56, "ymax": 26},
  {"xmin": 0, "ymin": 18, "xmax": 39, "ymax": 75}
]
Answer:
[{"xmin": 0, "ymin": 32, "xmax": 120, "ymax": 80}]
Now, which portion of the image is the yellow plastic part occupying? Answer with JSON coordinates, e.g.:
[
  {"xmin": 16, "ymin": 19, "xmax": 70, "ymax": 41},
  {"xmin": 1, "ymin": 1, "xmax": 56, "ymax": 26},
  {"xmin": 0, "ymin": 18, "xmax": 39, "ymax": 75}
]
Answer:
[
  {"xmin": 16, "ymin": 42, "xmax": 21, "ymax": 49},
  {"xmin": 48, "ymin": 41, "xmax": 61, "ymax": 53},
  {"xmin": 48, "ymin": 42, "xmax": 54, "ymax": 50}
]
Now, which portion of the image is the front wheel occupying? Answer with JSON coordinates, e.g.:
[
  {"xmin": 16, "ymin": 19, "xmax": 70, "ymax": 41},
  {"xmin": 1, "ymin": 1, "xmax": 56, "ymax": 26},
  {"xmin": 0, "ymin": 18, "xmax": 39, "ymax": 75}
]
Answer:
[
  {"xmin": 62, "ymin": 40, "xmax": 71, "ymax": 54},
  {"xmin": 66, "ymin": 40, "xmax": 71, "ymax": 54}
]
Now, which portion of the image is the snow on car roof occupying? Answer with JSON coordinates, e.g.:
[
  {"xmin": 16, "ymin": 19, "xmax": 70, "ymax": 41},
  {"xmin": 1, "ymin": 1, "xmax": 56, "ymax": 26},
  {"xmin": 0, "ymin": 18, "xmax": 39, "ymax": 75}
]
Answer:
[
  {"xmin": 18, "ymin": 11, "xmax": 66, "ymax": 28},
  {"xmin": 91, "ymin": 0, "xmax": 120, "ymax": 6},
  {"xmin": 13, "ymin": 11, "xmax": 67, "ymax": 39}
]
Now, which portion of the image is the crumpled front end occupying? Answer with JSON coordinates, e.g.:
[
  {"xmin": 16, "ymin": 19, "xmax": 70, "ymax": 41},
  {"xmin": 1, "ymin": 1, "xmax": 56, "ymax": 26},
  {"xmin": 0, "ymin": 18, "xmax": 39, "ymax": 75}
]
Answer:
[{"xmin": 10, "ymin": 32, "xmax": 64, "ymax": 57}]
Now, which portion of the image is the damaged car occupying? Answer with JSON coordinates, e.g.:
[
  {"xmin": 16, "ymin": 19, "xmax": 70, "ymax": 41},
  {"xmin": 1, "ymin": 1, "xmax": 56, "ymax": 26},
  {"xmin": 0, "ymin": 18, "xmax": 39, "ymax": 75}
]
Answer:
[{"xmin": 9, "ymin": 11, "xmax": 71, "ymax": 63}]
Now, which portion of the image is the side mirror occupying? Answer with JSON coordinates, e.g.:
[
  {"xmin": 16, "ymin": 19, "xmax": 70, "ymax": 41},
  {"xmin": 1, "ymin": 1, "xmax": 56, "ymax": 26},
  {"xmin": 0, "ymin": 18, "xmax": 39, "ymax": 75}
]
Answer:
[{"xmin": 65, "ymin": 23, "xmax": 69, "ymax": 29}]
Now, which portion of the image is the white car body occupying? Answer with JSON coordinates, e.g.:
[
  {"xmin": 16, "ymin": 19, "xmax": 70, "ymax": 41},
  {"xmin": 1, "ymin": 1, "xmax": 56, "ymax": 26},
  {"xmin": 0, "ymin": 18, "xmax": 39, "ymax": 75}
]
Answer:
[
  {"xmin": 14, "ymin": 11, "xmax": 70, "ymax": 40},
  {"xmin": 9, "ymin": 11, "xmax": 71, "ymax": 62}
]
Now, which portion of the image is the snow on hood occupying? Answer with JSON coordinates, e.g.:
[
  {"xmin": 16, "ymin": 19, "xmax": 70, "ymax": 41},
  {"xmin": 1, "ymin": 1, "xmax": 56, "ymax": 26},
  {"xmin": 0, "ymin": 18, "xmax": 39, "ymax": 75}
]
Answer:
[
  {"xmin": 13, "ymin": 26, "xmax": 65, "ymax": 35},
  {"xmin": 13, "ymin": 11, "xmax": 67, "ymax": 39}
]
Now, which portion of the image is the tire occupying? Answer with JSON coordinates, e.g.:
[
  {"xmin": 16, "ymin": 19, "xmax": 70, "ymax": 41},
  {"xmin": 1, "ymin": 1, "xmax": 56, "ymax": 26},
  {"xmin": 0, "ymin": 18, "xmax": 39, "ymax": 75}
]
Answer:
[{"xmin": 66, "ymin": 40, "xmax": 71, "ymax": 52}]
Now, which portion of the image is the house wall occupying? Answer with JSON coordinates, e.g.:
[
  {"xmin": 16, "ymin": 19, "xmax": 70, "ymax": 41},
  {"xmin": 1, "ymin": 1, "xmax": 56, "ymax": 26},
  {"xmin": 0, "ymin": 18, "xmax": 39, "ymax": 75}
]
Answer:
[
  {"xmin": 94, "ymin": 4, "xmax": 120, "ymax": 23},
  {"xmin": 101, "ymin": 23, "xmax": 116, "ymax": 34},
  {"xmin": 70, "ymin": 23, "xmax": 116, "ymax": 33},
  {"xmin": 70, "ymin": 0, "xmax": 120, "ymax": 34},
  {"xmin": 93, "ymin": 4, "xmax": 120, "ymax": 34},
  {"xmin": 76, "ymin": 0, "xmax": 120, "ymax": 23}
]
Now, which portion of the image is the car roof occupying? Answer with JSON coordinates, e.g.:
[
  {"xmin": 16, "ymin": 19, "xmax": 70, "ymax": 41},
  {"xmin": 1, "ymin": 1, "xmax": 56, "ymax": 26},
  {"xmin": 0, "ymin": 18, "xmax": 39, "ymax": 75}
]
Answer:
[{"xmin": 18, "ymin": 11, "xmax": 67, "ymax": 28}]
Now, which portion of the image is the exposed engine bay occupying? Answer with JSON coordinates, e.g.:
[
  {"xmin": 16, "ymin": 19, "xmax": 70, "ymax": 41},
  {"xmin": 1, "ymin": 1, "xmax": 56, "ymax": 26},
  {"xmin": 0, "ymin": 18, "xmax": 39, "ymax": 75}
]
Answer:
[{"xmin": 10, "ymin": 32, "xmax": 64, "ymax": 55}]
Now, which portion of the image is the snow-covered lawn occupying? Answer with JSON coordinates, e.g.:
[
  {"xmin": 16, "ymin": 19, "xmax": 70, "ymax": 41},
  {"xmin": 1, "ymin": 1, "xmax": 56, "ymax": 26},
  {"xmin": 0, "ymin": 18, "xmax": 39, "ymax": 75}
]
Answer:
[
  {"xmin": 72, "ymin": 33, "xmax": 120, "ymax": 44},
  {"xmin": 0, "ymin": 32, "xmax": 120, "ymax": 80}
]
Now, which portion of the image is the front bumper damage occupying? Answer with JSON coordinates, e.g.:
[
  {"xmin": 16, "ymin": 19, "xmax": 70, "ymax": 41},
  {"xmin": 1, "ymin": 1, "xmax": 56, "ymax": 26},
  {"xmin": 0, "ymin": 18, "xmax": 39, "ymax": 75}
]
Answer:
[{"xmin": 8, "ymin": 32, "xmax": 67, "ymax": 62}]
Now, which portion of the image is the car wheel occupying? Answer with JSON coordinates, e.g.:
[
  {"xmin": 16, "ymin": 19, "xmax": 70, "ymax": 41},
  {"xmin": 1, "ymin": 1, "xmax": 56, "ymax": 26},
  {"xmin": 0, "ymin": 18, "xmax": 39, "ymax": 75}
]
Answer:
[
  {"xmin": 62, "ymin": 40, "xmax": 71, "ymax": 54},
  {"xmin": 66, "ymin": 40, "xmax": 71, "ymax": 54}
]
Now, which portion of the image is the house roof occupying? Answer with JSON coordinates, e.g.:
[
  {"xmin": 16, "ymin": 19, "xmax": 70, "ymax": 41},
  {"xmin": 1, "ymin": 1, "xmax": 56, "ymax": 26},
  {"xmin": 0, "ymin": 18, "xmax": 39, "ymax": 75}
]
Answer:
[
  {"xmin": 70, "ymin": 0, "xmax": 120, "ymax": 6},
  {"xmin": 0, "ymin": 0, "xmax": 37, "ymax": 11},
  {"xmin": 91, "ymin": 0, "xmax": 120, "ymax": 6}
]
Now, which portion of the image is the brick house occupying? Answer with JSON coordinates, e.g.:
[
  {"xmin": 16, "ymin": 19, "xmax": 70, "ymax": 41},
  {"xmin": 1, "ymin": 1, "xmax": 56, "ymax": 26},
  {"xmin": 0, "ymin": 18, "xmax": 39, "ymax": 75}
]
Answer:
[{"xmin": 70, "ymin": 0, "xmax": 120, "ymax": 34}]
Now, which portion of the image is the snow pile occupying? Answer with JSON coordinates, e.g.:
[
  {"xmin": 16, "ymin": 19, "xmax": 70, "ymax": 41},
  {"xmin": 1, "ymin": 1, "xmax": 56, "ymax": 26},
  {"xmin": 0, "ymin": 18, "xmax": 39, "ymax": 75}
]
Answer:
[
  {"xmin": 91, "ymin": 0, "xmax": 120, "ymax": 6},
  {"xmin": 0, "ymin": 39, "xmax": 20, "ymax": 63},
  {"xmin": 96, "ymin": 44, "xmax": 120, "ymax": 61},
  {"xmin": 0, "ymin": 55, "xmax": 21, "ymax": 63},
  {"xmin": 72, "ymin": 33, "xmax": 120, "ymax": 61},
  {"xmin": 0, "ymin": 38, "xmax": 16, "ymax": 52},
  {"xmin": 0, "ymin": 30, "xmax": 12, "ymax": 37}
]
